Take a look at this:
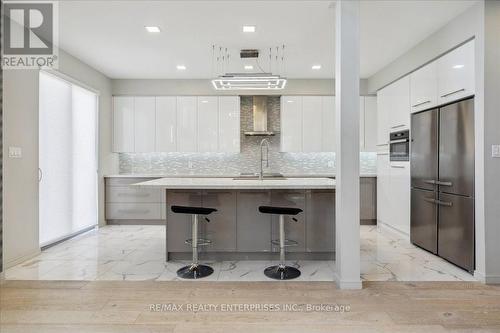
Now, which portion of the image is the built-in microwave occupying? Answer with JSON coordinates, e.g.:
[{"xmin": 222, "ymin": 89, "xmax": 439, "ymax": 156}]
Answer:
[{"xmin": 389, "ymin": 130, "xmax": 410, "ymax": 161}]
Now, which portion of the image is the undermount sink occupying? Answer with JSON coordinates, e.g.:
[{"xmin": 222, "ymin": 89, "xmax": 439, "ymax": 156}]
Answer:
[{"xmin": 233, "ymin": 172, "xmax": 287, "ymax": 180}]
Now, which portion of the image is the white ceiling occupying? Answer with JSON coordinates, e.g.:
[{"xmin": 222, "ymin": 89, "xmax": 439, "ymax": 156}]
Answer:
[{"xmin": 58, "ymin": 0, "xmax": 477, "ymax": 79}]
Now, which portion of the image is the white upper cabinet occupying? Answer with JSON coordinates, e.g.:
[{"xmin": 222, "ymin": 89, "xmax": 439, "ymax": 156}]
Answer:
[
  {"xmin": 376, "ymin": 87, "xmax": 390, "ymax": 148},
  {"xmin": 359, "ymin": 97, "xmax": 366, "ymax": 150},
  {"xmin": 437, "ymin": 40, "xmax": 475, "ymax": 104},
  {"xmin": 113, "ymin": 96, "xmax": 135, "ymax": 152},
  {"xmin": 410, "ymin": 62, "xmax": 438, "ymax": 113},
  {"xmin": 321, "ymin": 96, "xmax": 336, "ymax": 152},
  {"xmin": 134, "ymin": 97, "xmax": 156, "ymax": 152},
  {"xmin": 197, "ymin": 97, "xmax": 218, "ymax": 152},
  {"xmin": 363, "ymin": 96, "xmax": 377, "ymax": 152},
  {"xmin": 280, "ymin": 96, "xmax": 303, "ymax": 152},
  {"xmin": 302, "ymin": 96, "xmax": 323, "ymax": 152},
  {"xmin": 218, "ymin": 96, "xmax": 240, "ymax": 153},
  {"xmin": 155, "ymin": 97, "xmax": 177, "ymax": 152},
  {"xmin": 387, "ymin": 76, "xmax": 411, "ymax": 131},
  {"xmin": 176, "ymin": 96, "xmax": 198, "ymax": 152}
]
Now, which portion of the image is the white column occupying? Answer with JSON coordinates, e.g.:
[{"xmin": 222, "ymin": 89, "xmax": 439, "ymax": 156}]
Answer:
[
  {"xmin": 334, "ymin": 0, "xmax": 362, "ymax": 289},
  {"xmin": 481, "ymin": 0, "xmax": 500, "ymax": 284}
]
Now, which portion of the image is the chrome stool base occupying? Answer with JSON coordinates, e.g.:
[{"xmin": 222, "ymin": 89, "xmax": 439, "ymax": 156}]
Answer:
[
  {"xmin": 264, "ymin": 265, "xmax": 301, "ymax": 280},
  {"xmin": 176, "ymin": 264, "xmax": 214, "ymax": 279}
]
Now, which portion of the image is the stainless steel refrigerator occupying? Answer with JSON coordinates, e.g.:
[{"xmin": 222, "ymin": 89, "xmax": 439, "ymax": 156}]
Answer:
[{"xmin": 410, "ymin": 98, "xmax": 474, "ymax": 272}]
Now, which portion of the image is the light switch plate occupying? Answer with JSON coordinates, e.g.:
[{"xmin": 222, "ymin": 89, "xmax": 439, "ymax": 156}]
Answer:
[
  {"xmin": 492, "ymin": 145, "xmax": 500, "ymax": 158},
  {"xmin": 8, "ymin": 146, "xmax": 22, "ymax": 158}
]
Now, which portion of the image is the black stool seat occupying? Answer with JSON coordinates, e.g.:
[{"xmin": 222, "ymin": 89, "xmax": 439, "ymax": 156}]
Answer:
[
  {"xmin": 259, "ymin": 206, "xmax": 303, "ymax": 216},
  {"xmin": 171, "ymin": 205, "xmax": 217, "ymax": 215}
]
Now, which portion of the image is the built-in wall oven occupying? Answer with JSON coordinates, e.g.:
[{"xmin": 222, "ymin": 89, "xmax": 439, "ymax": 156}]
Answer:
[{"xmin": 389, "ymin": 130, "xmax": 410, "ymax": 161}]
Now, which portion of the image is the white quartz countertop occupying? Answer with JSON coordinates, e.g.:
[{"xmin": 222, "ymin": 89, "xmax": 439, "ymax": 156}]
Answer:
[
  {"xmin": 105, "ymin": 173, "xmax": 376, "ymax": 178},
  {"xmin": 133, "ymin": 177, "xmax": 336, "ymax": 190}
]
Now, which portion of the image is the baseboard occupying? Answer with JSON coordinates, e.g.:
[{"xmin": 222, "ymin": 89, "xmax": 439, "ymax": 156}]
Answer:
[
  {"xmin": 360, "ymin": 219, "xmax": 377, "ymax": 225},
  {"xmin": 333, "ymin": 272, "xmax": 362, "ymax": 289},
  {"xmin": 475, "ymin": 271, "xmax": 500, "ymax": 284},
  {"xmin": 4, "ymin": 249, "xmax": 41, "ymax": 270},
  {"xmin": 377, "ymin": 221, "xmax": 410, "ymax": 240}
]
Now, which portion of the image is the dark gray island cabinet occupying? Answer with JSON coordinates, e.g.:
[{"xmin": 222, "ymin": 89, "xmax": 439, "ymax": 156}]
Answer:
[
  {"xmin": 165, "ymin": 189, "xmax": 335, "ymax": 259},
  {"xmin": 133, "ymin": 177, "xmax": 337, "ymax": 261}
]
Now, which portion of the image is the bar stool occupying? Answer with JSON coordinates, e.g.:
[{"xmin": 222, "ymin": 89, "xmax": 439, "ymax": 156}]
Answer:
[
  {"xmin": 170, "ymin": 205, "xmax": 217, "ymax": 279},
  {"xmin": 258, "ymin": 205, "xmax": 303, "ymax": 280}
]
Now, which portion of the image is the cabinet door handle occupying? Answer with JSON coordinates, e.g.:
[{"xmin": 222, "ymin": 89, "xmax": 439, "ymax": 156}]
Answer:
[
  {"xmin": 376, "ymin": 143, "xmax": 388, "ymax": 147},
  {"xmin": 38, "ymin": 168, "xmax": 43, "ymax": 182},
  {"xmin": 390, "ymin": 165, "xmax": 405, "ymax": 169},
  {"xmin": 117, "ymin": 192, "xmax": 150, "ymax": 197},
  {"xmin": 423, "ymin": 197, "xmax": 436, "ymax": 204},
  {"xmin": 441, "ymin": 88, "xmax": 465, "ymax": 98},
  {"xmin": 391, "ymin": 124, "xmax": 406, "ymax": 129},
  {"xmin": 435, "ymin": 200, "xmax": 453, "ymax": 207},
  {"xmin": 435, "ymin": 180, "xmax": 452, "ymax": 186},
  {"xmin": 412, "ymin": 100, "xmax": 431, "ymax": 107},
  {"xmin": 170, "ymin": 126, "xmax": 174, "ymax": 143},
  {"xmin": 118, "ymin": 209, "xmax": 150, "ymax": 214}
]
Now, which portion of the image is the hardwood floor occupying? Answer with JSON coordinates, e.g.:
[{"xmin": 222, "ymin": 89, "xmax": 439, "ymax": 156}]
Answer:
[{"xmin": 1, "ymin": 280, "xmax": 500, "ymax": 332}]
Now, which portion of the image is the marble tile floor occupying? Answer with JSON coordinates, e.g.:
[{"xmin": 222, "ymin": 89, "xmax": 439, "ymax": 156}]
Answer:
[{"xmin": 5, "ymin": 225, "xmax": 475, "ymax": 282}]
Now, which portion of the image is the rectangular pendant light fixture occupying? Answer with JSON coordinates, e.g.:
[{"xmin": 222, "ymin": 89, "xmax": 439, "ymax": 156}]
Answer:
[{"xmin": 211, "ymin": 73, "xmax": 287, "ymax": 90}]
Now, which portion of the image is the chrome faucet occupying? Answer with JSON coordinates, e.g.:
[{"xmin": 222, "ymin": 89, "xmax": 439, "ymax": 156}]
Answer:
[{"xmin": 259, "ymin": 138, "xmax": 270, "ymax": 180}]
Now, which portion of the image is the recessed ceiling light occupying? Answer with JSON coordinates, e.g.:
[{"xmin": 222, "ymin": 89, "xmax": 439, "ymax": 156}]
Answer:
[
  {"xmin": 176, "ymin": 65, "xmax": 186, "ymax": 70},
  {"xmin": 312, "ymin": 65, "xmax": 322, "ymax": 70},
  {"xmin": 145, "ymin": 26, "xmax": 161, "ymax": 33},
  {"xmin": 453, "ymin": 64, "xmax": 464, "ymax": 69},
  {"xmin": 244, "ymin": 65, "xmax": 254, "ymax": 70},
  {"xmin": 243, "ymin": 25, "xmax": 256, "ymax": 33}
]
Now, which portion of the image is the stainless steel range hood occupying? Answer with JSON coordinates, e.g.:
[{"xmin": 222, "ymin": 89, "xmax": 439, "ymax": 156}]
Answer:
[{"xmin": 244, "ymin": 96, "xmax": 276, "ymax": 136}]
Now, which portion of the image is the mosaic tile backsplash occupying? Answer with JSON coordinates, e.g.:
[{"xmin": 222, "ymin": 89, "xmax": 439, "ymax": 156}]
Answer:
[{"xmin": 119, "ymin": 96, "xmax": 377, "ymax": 176}]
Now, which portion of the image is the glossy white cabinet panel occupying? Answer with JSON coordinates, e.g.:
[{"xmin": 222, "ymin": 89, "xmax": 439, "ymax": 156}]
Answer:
[
  {"xmin": 112, "ymin": 96, "xmax": 135, "ymax": 152},
  {"xmin": 376, "ymin": 88, "xmax": 390, "ymax": 149},
  {"xmin": 155, "ymin": 97, "xmax": 177, "ymax": 152},
  {"xmin": 359, "ymin": 97, "xmax": 365, "ymax": 150},
  {"xmin": 302, "ymin": 96, "xmax": 323, "ymax": 152},
  {"xmin": 134, "ymin": 97, "xmax": 156, "ymax": 152},
  {"xmin": 410, "ymin": 62, "xmax": 438, "ymax": 113},
  {"xmin": 176, "ymin": 96, "xmax": 198, "ymax": 152},
  {"xmin": 387, "ymin": 76, "xmax": 411, "ymax": 131},
  {"xmin": 218, "ymin": 96, "xmax": 240, "ymax": 153},
  {"xmin": 197, "ymin": 96, "xmax": 219, "ymax": 152},
  {"xmin": 280, "ymin": 96, "xmax": 302, "ymax": 152},
  {"xmin": 363, "ymin": 96, "xmax": 377, "ymax": 152},
  {"xmin": 437, "ymin": 40, "xmax": 475, "ymax": 104},
  {"xmin": 388, "ymin": 162, "xmax": 411, "ymax": 235},
  {"xmin": 376, "ymin": 154, "xmax": 390, "ymax": 226},
  {"xmin": 321, "ymin": 96, "xmax": 336, "ymax": 152}
]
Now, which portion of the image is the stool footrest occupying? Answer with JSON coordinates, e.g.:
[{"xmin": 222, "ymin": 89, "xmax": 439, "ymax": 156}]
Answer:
[
  {"xmin": 271, "ymin": 239, "xmax": 298, "ymax": 247},
  {"xmin": 185, "ymin": 238, "xmax": 212, "ymax": 246}
]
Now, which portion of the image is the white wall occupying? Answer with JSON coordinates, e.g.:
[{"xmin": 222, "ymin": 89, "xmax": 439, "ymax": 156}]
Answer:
[
  {"xmin": 112, "ymin": 78, "xmax": 372, "ymax": 96},
  {"xmin": 2, "ymin": 49, "xmax": 114, "ymax": 268},
  {"xmin": 366, "ymin": 5, "xmax": 478, "ymax": 93}
]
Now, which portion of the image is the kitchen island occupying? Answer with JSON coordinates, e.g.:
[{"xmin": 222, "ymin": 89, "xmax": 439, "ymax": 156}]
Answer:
[{"xmin": 134, "ymin": 177, "xmax": 336, "ymax": 261}]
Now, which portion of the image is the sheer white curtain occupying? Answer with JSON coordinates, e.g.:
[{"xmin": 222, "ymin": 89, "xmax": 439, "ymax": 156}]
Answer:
[{"xmin": 39, "ymin": 72, "xmax": 98, "ymax": 246}]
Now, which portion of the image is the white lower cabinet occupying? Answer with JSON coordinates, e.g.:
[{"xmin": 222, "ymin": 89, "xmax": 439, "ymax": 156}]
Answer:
[{"xmin": 376, "ymin": 155, "xmax": 410, "ymax": 236}]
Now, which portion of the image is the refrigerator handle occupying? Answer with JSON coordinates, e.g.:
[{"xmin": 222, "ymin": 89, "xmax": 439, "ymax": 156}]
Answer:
[
  {"xmin": 435, "ymin": 180, "xmax": 452, "ymax": 186},
  {"xmin": 423, "ymin": 179, "xmax": 436, "ymax": 185},
  {"xmin": 435, "ymin": 200, "xmax": 453, "ymax": 207}
]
